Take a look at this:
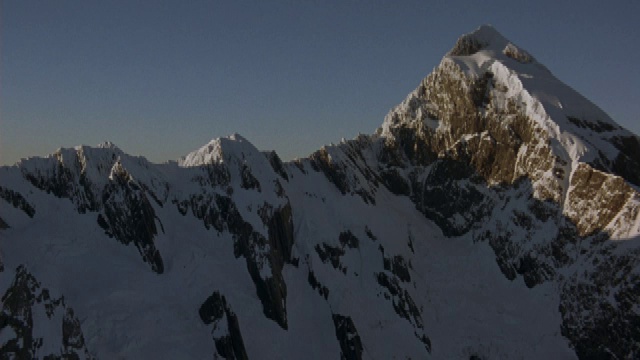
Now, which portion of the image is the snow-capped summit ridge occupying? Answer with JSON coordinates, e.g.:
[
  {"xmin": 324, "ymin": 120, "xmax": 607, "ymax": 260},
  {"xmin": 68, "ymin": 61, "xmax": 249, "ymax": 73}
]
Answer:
[
  {"xmin": 178, "ymin": 133, "xmax": 261, "ymax": 167},
  {"xmin": 383, "ymin": 24, "xmax": 636, "ymax": 169},
  {"xmin": 96, "ymin": 141, "xmax": 119, "ymax": 150}
]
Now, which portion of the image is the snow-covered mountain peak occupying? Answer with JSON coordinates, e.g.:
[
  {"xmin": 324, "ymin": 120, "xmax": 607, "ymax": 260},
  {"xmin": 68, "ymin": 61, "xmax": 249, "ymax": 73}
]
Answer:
[
  {"xmin": 381, "ymin": 25, "xmax": 640, "ymax": 194},
  {"xmin": 96, "ymin": 141, "xmax": 119, "ymax": 150},
  {"xmin": 108, "ymin": 159, "xmax": 130, "ymax": 183},
  {"xmin": 178, "ymin": 138, "xmax": 224, "ymax": 167},
  {"xmin": 178, "ymin": 133, "xmax": 260, "ymax": 168}
]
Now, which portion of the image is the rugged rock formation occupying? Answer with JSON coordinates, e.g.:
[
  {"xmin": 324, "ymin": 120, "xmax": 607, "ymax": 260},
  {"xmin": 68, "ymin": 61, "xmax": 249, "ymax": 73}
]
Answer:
[
  {"xmin": 98, "ymin": 161, "xmax": 165, "ymax": 273},
  {"xmin": 199, "ymin": 291, "xmax": 248, "ymax": 360},
  {"xmin": 0, "ymin": 186, "xmax": 35, "ymax": 219},
  {"xmin": 0, "ymin": 266, "xmax": 92, "ymax": 359},
  {"xmin": 332, "ymin": 314, "xmax": 363, "ymax": 360}
]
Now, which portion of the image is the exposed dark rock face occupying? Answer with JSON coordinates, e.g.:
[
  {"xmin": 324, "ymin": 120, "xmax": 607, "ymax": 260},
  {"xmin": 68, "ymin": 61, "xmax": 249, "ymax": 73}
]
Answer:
[
  {"xmin": 567, "ymin": 116, "xmax": 618, "ymax": 134},
  {"xmin": 471, "ymin": 71, "xmax": 493, "ymax": 108},
  {"xmin": 199, "ymin": 292, "xmax": 227, "ymax": 325},
  {"xmin": 374, "ymin": 245, "xmax": 430, "ymax": 354},
  {"xmin": 0, "ymin": 216, "xmax": 8, "ymax": 230},
  {"xmin": 0, "ymin": 266, "xmax": 91, "ymax": 359},
  {"xmin": 0, "ymin": 186, "xmax": 36, "ymax": 218},
  {"xmin": 175, "ymin": 193, "xmax": 234, "ymax": 232},
  {"xmin": 314, "ymin": 231, "xmax": 364, "ymax": 274},
  {"xmin": 240, "ymin": 164, "xmax": 261, "ymax": 191},
  {"xmin": 310, "ymin": 148, "xmax": 351, "ymax": 198},
  {"xmin": 559, "ymin": 245, "xmax": 640, "ymax": 360},
  {"xmin": 375, "ymin": 272, "xmax": 423, "ymax": 330},
  {"xmin": 313, "ymin": 231, "xmax": 362, "ymax": 275},
  {"xmin": 307, "ymin": 270, "xmax": 329, "ymax": 300},
  {"xmin": 338, "ymin": 231, "xmax": 359, "ymax": 249},
  {"xmin": 448, "ymin": 34, "xmax": 486, "ymax": 56},
  {"xmin": 1, "ymin": 266, "xmax": 43, "ymax": 358},
  {"xmin": 503, "ymin": 43, "xmax": 533, "ymax": 63},
  {"xmin": 472, "ymin": 179, "xmax": 565, "ymax": 287},
  {"xmin": 383, "ymin": 255, "xmax": 411, "ymax": 283},
  {"xmin": 565, "ymin": 163, "xmax": 636, "ymax": 236},
  {"xmin": 379, "ymin": 168, "xmax": 410, "ymax": 196},
  {"xmin": 308, "ymin": 139, "xmax": 379, "ymax": 205},
  {"xmin": 417, "ymin": 333, "xmax": 432, "ymax": 354},
  {"xmin": 197, "ymin": 163, "xmax": 231, "ymax": 188},
  {"xmin": 413, "ymin": 159, "xmax": 490, "ymax": 236},
  {"xmin": 98, "ymin": 161, "xmax": 164, "ymax": 274},
  {"xmin": 315, "ymin": 243, "xmax": 346, "ymax": 273},
  {"xmin": 610, "ymin": 135, "xmax": 640, "ymax": 187},
  {"xmin": 199, "ymin": 291, "xmax": 248, "ymax": 360},
  {"xmin": 181, "ymin": 185, "xmax": 295, "ymax": 329},
  {"xmin": 236, "ymin": 202, "xmax": 294, "ymax": 329},
  {"xmin": 267, "ymin": 203, "xmax": 295, "ymax": 268},
  {"xmin": 332, "ymin": 314, "xmax": 363, "ymax": 360},
  {"xmin": 364, "ymin": 226, "xmax": 377, "ymax": 241},
  {"xmin": 264, "ymin": 151, "xmax": 289, "ymax": 181},
  {"xmin": 62, "ymin": 308, "xmax": 88, "ymax": 355},
  {"xmin": 21, "ymin": 150, "xmax": 101, "ymax": 213}
]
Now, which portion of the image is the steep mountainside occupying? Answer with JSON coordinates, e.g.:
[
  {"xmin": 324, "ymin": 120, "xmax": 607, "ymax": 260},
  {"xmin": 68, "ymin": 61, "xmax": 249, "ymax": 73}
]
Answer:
[{"xmin": 1, "ymin": 26, "xmax": 639, "ymax": 359}]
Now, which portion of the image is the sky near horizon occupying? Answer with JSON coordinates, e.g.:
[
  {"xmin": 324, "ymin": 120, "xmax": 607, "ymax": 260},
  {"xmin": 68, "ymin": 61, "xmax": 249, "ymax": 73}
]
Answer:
[{"xmin": 2, "ymin": 1, "xmax": 639, "ymax": 165}]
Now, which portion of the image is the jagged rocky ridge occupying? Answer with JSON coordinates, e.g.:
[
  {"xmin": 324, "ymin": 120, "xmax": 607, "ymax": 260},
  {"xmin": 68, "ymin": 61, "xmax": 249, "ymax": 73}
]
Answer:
[{"xmin": 1, "ymin": 26, "xmax": 639, "ymax": 359}]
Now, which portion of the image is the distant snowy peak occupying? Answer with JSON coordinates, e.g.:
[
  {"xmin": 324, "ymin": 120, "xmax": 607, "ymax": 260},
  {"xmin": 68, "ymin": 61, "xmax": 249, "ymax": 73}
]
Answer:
[
  {"xmin": 13, "ymin": 141, "xmax": 170, "ymax": 215},
  {"xmin": 178, "ymin": 138, "xmax": 224, "ymax": 167},
  {"xmin": 176, "ymin": 133, "xmax": 289, "ymax": 204},
  {"xmin": 96, "ymin": 141, "xmax": 120, "ymax": 150},
  {"xmin": 178, "ymin": 133, "xmax": 258, "ymax": 168}
]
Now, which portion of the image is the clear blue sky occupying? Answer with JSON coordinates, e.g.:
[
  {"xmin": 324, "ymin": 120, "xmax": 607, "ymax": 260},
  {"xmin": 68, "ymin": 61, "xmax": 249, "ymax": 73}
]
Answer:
[{"xmin": 2, "ymin": 1, "xmax": 639, "ymax": 165}]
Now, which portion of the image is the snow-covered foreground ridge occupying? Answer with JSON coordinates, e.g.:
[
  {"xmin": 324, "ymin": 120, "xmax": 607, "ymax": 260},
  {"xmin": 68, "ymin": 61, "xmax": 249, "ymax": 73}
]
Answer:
[{"xmin": 1, "ymin": 25, "xmax": 639, "ymax": 359}]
